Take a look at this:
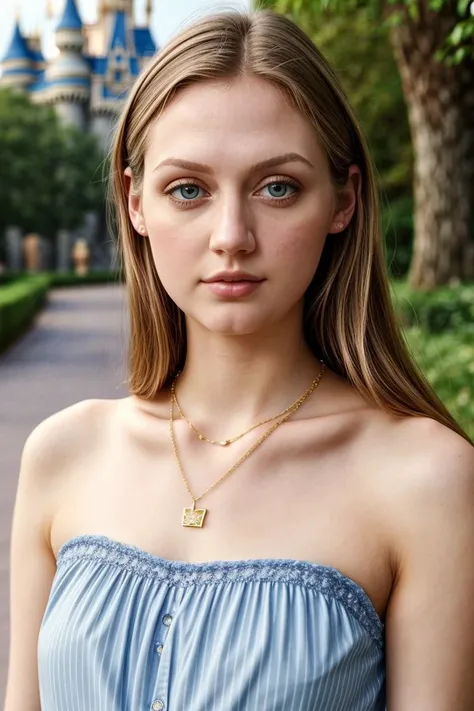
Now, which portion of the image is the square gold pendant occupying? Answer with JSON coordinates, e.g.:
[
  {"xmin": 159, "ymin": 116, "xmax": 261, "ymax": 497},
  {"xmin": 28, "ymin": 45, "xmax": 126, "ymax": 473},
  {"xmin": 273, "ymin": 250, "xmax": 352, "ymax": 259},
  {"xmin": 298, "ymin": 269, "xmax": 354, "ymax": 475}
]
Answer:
[{"xmin": 182, "ymin": 506, "xmax": 207, "ymax": 528}]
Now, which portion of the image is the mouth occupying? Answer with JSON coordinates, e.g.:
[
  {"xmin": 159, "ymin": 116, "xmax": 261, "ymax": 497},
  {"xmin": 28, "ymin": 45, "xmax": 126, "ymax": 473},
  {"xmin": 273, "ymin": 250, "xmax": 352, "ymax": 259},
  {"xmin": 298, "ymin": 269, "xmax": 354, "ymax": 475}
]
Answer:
[
  {"xmin": 202, "ymin": 274, "xmax": 265, "ymax": 298},
  {"xmin": 202, "ymin": 272, "xmax": 264, "ymax": 284}
]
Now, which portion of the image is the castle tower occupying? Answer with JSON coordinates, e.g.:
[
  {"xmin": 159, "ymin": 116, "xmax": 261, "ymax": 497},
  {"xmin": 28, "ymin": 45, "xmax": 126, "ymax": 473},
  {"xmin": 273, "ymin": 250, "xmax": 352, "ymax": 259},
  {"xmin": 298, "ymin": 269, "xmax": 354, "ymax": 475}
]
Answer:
[
  {"xmin": 0, "ymin": 0, "xmax": 156, "ymax": 152},
  {"xmin": 41, "ymin": 0, "xmax": 91, "ymax": 131},
  {"xmin": 96, "ymin": 0, "xmax": 135, "ymax": 53},
  {"xmin": 0, "ymin": 20, "xmax": 36, "ymax": 91},
  {"xmin": 89, "ymin": 0, "xmax": 155, "ymax": 151}
]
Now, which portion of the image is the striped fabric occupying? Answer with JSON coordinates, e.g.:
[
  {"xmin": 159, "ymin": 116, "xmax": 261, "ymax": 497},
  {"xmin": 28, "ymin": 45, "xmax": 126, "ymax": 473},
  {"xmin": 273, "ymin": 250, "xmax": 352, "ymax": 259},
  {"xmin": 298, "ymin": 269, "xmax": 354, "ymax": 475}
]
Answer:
[{"xmin": 38, "ymin": 535, "xmax": 386, "ymax": 710}]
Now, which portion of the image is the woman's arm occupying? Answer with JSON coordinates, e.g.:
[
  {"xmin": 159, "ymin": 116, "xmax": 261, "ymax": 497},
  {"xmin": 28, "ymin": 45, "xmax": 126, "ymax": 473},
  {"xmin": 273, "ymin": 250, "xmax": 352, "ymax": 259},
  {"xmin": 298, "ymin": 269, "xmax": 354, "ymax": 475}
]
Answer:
[
  {"xmin": 385, "ymin": 422, "xmax": 474, "ymax": 710},
  {"xmin": 3, "ymin": 400, "xmax": 100, "ymax": 711},
  {"xmin": 3, "ymin": 418, "xmax": 59, "ymax": 711}
]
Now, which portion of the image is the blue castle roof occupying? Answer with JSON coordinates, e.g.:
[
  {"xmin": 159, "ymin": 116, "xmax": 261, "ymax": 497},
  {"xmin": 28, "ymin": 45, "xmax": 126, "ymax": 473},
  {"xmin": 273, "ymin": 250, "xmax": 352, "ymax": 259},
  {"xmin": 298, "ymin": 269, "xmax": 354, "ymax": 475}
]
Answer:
[
  {"xmin": 1, "ymin": 4, "xmax": 158, "ymax": 118},
  {"xmin": 2, "ymin": 21, "xmax": 33, "ymax": 62},
  {"xmin": 57, "ymin": 0, "xmax": 83, "ymax": 31},
  {"xmin": 110, "ymin": 11, "xmax": 127, "ymax": 49},
  {"xmin": 32, "ymin": 49, "xmax": 45, "ymax": 64},
  {"xmin": 133, "ymin": 28, "xmax": 156, "ymax": 57}
]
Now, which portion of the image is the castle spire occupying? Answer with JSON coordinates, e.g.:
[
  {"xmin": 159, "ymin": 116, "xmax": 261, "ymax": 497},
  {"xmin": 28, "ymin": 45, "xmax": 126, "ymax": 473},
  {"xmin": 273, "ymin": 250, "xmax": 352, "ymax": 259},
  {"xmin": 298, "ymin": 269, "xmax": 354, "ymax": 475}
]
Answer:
[
  {"xmin": 2, "ymin": 19, "xmax": 31, "ymax": 63},
  {"xmin": 57, "ymin": 0, "xmax": 83, "ymax": 31},
  {"xmin": 146, "ymin": 0, "xmax": 152, "ymax": 26},
  {"xmin": 0, "ymin": 18, "xmax": 35, "ymax": 90}
]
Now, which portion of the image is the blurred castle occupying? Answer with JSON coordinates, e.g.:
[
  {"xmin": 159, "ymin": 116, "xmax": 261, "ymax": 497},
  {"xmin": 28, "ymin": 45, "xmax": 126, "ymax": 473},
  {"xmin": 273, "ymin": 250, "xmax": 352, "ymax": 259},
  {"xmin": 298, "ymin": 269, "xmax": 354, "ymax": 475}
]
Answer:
[{"xmin": 0, "ymin": 0, "xmax": 157, "ymax": 151}]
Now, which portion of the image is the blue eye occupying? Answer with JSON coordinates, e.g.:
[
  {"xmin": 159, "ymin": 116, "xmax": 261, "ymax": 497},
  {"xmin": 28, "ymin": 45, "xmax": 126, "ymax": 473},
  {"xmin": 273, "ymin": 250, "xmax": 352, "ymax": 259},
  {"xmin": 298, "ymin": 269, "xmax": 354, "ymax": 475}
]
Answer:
[
  {"xmin": 166, "ymin": 179, "xmax": 299, "ymax": 206},
  {"xmin": 170, "ymin": 184, "xmax": 204, "ymax": 201},
  {"xmin": 261, "ymin": 182, "xmax": 298, "ymax": 199}
]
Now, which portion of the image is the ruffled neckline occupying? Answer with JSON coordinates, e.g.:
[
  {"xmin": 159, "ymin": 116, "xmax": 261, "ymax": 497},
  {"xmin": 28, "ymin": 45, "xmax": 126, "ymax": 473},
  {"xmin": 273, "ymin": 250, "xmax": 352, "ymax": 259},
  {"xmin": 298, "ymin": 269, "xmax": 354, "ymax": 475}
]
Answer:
[{"xmin": 57, "ymin": 534, "xmax": 384, "ymax": 648}]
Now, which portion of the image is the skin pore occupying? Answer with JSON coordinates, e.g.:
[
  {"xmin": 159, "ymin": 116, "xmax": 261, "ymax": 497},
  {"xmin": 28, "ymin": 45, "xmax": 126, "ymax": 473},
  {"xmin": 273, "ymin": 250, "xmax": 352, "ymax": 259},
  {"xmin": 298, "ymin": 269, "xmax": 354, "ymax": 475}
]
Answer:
[{"xmin": 125, "ymin": 74, "xmax": 361, "ymax": 432}]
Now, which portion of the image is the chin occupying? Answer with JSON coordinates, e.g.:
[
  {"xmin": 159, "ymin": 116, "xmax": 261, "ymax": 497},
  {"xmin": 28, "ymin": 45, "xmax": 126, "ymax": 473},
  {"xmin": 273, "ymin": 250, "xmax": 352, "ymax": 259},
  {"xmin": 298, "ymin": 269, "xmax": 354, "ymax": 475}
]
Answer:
[
  {"xmin": 196, "ymin": 310, "xmax": 270, "ymax": 336},
  {"xmin": 205, "ymin": 320, "xmax": 263, "ymax": 336}
]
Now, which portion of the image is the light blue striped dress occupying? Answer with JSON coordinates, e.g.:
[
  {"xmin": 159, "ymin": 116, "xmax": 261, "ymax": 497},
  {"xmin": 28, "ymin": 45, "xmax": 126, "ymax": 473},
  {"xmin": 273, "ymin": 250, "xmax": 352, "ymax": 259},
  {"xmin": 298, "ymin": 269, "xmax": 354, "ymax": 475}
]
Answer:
[{"xmin": 38, "ymin": 535, "xmax": 386, "ymax": 710}]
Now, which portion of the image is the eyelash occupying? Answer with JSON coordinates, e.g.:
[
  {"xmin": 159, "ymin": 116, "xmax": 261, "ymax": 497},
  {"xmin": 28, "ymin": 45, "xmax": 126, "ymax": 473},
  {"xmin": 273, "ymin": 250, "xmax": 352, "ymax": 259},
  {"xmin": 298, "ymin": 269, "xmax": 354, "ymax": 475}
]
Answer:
[{"xmin": 164, "ymin": 177, "xmax": 301, "ymax": 209}]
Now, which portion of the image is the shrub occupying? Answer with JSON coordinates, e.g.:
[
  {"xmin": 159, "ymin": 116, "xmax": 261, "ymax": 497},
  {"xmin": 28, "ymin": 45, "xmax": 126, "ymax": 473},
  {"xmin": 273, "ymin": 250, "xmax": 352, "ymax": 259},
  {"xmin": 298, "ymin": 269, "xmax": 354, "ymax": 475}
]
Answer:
[
  {"xmin": 0, "ymin": 274, "xmax": 51, "ymax": 353},
  {"xmin": 50, "ymin": 270, "xmax": 123, "ymax": 287},
  {"xmin": 403, "ymin": 326, "xmax": 474, "ymax": 441},
  {"xmin": 391, "ymin": 280, "xmax": 474, "ymax": 332}
]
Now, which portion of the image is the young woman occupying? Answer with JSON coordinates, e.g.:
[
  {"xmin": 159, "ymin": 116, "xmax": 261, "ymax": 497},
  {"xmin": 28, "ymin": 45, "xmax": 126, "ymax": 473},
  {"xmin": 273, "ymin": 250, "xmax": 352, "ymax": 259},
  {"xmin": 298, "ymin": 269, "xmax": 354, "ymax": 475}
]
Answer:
[{"xmin": 5, "ymin": 9, "xmax": 474, "ymax": 711}]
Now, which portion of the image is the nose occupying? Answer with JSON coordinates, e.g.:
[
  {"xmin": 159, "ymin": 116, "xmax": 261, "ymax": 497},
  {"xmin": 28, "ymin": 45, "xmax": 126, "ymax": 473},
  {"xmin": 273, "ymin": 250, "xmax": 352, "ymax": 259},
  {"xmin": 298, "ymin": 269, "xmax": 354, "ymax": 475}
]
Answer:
[{"xmin": 208, "ymin": 196, "xmax": 256, "ymax": 256}]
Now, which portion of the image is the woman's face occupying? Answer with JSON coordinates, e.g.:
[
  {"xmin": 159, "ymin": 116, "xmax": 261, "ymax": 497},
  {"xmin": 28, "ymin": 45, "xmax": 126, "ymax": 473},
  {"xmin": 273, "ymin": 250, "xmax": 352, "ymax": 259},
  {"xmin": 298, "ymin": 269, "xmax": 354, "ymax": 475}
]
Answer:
[{"xmin": 126, "ymin": 75, "xmax": 358, "ymax": 336}]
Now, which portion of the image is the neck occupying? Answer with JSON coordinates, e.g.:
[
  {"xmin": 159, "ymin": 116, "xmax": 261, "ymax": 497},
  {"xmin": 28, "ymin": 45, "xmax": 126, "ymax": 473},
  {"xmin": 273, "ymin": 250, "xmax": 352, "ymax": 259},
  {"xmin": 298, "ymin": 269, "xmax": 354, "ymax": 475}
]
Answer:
[{"xmin": 175, "ymin": 314, "xmax": 323, "ymax": 431}]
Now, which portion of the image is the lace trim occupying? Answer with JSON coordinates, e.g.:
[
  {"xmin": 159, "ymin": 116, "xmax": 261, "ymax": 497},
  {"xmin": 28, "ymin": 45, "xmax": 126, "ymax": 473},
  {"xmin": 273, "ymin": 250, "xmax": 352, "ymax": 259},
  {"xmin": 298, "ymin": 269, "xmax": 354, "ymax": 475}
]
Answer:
[{"xmin": 57, "ymin": 534, "xmax": 384, "ymax": 648}]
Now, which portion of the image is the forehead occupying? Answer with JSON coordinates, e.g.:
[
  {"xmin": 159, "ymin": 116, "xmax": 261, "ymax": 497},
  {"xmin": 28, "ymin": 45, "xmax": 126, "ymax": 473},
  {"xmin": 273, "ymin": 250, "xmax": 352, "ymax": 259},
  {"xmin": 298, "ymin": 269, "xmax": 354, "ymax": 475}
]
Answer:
[{"xmin": 144, "ymin": 75, "xmax": 328, "ymax": 173}]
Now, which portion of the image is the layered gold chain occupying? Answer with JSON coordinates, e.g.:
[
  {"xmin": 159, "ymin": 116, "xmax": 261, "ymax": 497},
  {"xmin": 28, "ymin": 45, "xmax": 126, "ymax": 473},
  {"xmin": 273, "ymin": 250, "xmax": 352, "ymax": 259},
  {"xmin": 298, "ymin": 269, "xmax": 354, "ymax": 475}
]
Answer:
[
  {"xmin": 168, "ymin": 361, "xmax": 326, "ymax": 527},
  {"xmin": 171, "ymin": 373, "xmax": 315, "ymax": 446}
]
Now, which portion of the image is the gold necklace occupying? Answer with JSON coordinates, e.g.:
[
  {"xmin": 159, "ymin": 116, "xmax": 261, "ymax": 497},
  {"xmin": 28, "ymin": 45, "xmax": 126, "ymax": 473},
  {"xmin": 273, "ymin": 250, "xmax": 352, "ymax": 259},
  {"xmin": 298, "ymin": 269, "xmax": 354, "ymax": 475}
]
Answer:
[
  {"xmin": 168, "ymin": 363, "xmax": 325, "ymax": 528},
  {"xmin": 171, "ymin": 359, "xmax": 326, "ymax": 447}
]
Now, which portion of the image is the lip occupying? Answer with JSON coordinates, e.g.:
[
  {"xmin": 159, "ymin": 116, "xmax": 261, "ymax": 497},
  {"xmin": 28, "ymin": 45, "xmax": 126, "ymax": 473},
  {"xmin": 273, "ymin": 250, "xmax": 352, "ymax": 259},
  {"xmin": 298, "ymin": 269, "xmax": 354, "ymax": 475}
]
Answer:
[
  {"xmin": 205, "ymin": 280, "xmax": 262, "ymax": 298},
  {"xmin": 202, "ymin": 271, "xmax": 264, "ymax": 283}
]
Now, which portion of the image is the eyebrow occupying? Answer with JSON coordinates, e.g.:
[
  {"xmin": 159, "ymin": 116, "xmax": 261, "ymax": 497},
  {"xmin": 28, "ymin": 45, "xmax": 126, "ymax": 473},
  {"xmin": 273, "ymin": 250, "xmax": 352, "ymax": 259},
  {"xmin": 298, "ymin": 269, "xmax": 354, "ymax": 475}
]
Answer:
[{"xmin": 153, "ymin": 152, "xmax": 314, "ymax": 174}]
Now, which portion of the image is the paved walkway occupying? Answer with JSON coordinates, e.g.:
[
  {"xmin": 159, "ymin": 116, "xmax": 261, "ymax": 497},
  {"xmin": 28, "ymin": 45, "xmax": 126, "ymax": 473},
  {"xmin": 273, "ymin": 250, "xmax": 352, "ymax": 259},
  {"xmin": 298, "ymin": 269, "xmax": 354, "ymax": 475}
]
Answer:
[{"xmin": 0, "ymin": 284, "xmax": 128, "ymax": 700}]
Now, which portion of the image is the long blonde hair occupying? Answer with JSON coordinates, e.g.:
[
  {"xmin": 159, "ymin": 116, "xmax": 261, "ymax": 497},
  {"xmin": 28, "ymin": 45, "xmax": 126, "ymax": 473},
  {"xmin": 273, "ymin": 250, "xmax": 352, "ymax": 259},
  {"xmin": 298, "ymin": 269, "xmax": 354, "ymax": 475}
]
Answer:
[{"xmin": 109, "ymin": 9, "xmax": 471, "ymax": 444}]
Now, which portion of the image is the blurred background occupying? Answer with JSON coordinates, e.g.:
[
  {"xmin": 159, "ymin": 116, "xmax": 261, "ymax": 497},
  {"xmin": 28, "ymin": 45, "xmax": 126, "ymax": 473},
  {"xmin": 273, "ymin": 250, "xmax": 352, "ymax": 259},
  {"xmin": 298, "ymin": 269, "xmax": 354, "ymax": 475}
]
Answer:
[{"xmin": 0, "ymin": 0, "xmax": 473, "ymax": 699}]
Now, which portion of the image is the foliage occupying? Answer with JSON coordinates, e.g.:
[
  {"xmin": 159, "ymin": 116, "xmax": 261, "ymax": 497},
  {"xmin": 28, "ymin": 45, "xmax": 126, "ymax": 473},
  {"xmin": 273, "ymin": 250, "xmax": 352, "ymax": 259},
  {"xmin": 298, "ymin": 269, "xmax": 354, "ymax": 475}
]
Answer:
[
  {"xmin": 50, "ymin": 270, "xmax": 123, "ymax": 287},
  {"xmin": 1, "ymin": 270, "xmax": 122, "ymax": 287},
  {"xmin": 392, "ymin": 278, "xmax": 474, "ymax": 440},
  {"xmin": 382, "ymin": 195, "xmax": 414, "ymax": 277},
  {"xmin": 0, "ymin": 273, "xmax": 51, "ymax": 353},
  {"xmin": 0, "ymin": 88, "xmax": 105, "ymax": 243},
  {"xmin": 391, "ymin": 279, "xmax": 474, "ymax": 331},
  {"xmin": 403, "ymin": 326, "xmax": 474, "ymax": 441},
  {"xmin": 260, "ymin": 0, "xmax": 474, "ymax": 62}
]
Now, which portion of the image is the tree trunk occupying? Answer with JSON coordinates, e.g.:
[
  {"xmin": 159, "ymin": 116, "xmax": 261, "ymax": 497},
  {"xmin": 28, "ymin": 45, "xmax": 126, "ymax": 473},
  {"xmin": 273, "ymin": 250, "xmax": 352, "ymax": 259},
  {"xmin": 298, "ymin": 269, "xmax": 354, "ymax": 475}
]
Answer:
[{"xmin": 389, "ymin": 2, "xmax": 474, "ymax": 289}]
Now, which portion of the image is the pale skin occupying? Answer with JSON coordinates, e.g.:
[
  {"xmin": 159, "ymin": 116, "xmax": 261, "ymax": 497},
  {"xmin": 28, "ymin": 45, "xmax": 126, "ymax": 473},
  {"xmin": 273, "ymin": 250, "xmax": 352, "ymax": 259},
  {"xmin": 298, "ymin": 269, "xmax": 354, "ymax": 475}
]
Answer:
[{"xmin": 4, "ymin": 75, "xmax": 474, "ymax": 711}]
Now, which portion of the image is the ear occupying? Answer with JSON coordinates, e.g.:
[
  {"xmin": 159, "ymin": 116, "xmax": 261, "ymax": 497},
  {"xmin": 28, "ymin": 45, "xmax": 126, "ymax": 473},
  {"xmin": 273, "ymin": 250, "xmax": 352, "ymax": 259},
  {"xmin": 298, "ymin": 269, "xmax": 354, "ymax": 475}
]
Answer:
[
  {"xmin": 124, "ymin": 166, "xmax": 147, "ymax": 236},
  {"xmin": 328, "ymin": 165, "xmax": 361, "ymax": 235}
]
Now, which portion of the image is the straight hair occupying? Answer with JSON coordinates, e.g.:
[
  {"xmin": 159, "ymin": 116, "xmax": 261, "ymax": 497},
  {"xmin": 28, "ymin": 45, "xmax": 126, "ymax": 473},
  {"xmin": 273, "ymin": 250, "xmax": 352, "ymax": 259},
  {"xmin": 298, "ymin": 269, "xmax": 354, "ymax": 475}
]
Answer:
[{"xmin": 109, "ymin": 9, "xmax": 472, "ymax": 444}]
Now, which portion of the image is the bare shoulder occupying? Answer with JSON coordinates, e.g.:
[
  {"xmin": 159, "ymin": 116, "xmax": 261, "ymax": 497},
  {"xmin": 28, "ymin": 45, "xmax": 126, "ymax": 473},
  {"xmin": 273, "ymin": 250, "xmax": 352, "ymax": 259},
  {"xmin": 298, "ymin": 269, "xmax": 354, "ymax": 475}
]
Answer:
[
  {"xmin": 394, "ymin": 415, "xmax": 474, "ymax": 525},
  {"xmin": 5, "ymin": 397, "xmax": 125, "ymax": 711},
  {"xmin": 376, "ymin": 414, "xmax": 473, "ymax": 496},
  {"xmin": 21, "ymin": 397, "xmax": 124, "ymax": 480},
  {"xmin": 374, "ymin": 418, "xmax": 474, "ymax": 708},
  {"xmin": 364, "ymin": 413, "xmax": 474, "ymax": 571}
]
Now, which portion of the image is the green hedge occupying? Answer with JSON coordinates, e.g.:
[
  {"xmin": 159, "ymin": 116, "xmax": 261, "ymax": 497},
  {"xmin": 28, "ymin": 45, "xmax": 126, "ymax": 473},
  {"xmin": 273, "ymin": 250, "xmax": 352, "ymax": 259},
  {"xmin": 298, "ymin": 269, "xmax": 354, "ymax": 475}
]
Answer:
[
  {"xmin": 391, "ymin": 280, "xmax": 474, "ymax": 333},
  {"xmin": 0, "ymin": 274, "xmax": 51, "ymax": 353},
  {"xmin": 0, "ymin": 271, "xmax": 121, "ymax": 354},
  {"xmin": 50, "ymin": 270, "xmax": 123, "ymax": 287},
  {"xmin": 391, "ymin": 280, "xmax": 474, "ymax": 440},
  {"xmin": 403, "ymin": 326, "xmax": 474, "ymax": 441},
  {"xmin": 1, "ymin": 270, "xmax": 122, "ymax": 288}
]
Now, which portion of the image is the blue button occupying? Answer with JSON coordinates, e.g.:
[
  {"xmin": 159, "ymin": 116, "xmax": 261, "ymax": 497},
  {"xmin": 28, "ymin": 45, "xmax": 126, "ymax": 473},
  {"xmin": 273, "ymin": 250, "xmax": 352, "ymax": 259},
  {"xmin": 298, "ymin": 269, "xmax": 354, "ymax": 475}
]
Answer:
[
  {"xmin": 162, "ymin": 614, "xmax": 173, "ymax": 626},
  {"xmin": 151, "ymin": 701, "xmax": 164, "ymax": 711}
]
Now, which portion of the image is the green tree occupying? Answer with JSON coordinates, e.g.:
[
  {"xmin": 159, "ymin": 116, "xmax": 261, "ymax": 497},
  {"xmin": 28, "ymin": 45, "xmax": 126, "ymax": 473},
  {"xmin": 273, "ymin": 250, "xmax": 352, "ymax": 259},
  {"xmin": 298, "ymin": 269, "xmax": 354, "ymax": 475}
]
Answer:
[
  {"xmin": 0, "ymin": 88, "xmax": 104, "ymax": 260},
  {"xmin": 259, "ymin": 0, "xmax": 474, "ymax": 290}
]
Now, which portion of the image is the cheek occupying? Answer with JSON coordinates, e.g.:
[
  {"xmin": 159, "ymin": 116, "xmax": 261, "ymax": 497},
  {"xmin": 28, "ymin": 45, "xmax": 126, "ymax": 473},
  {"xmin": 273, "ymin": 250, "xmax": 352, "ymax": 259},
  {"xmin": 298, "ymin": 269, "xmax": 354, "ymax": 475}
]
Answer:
[
  {"xmin": 141, "ymin": 192, "xmax": 202, "ymax": 275},
  {"xmin": 261, "ymin": 211, "xmax": 330, "ymax": 276},
  {"xmin": 147, "ymin": 232, "xmax": 200, "ymax": 303}
]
